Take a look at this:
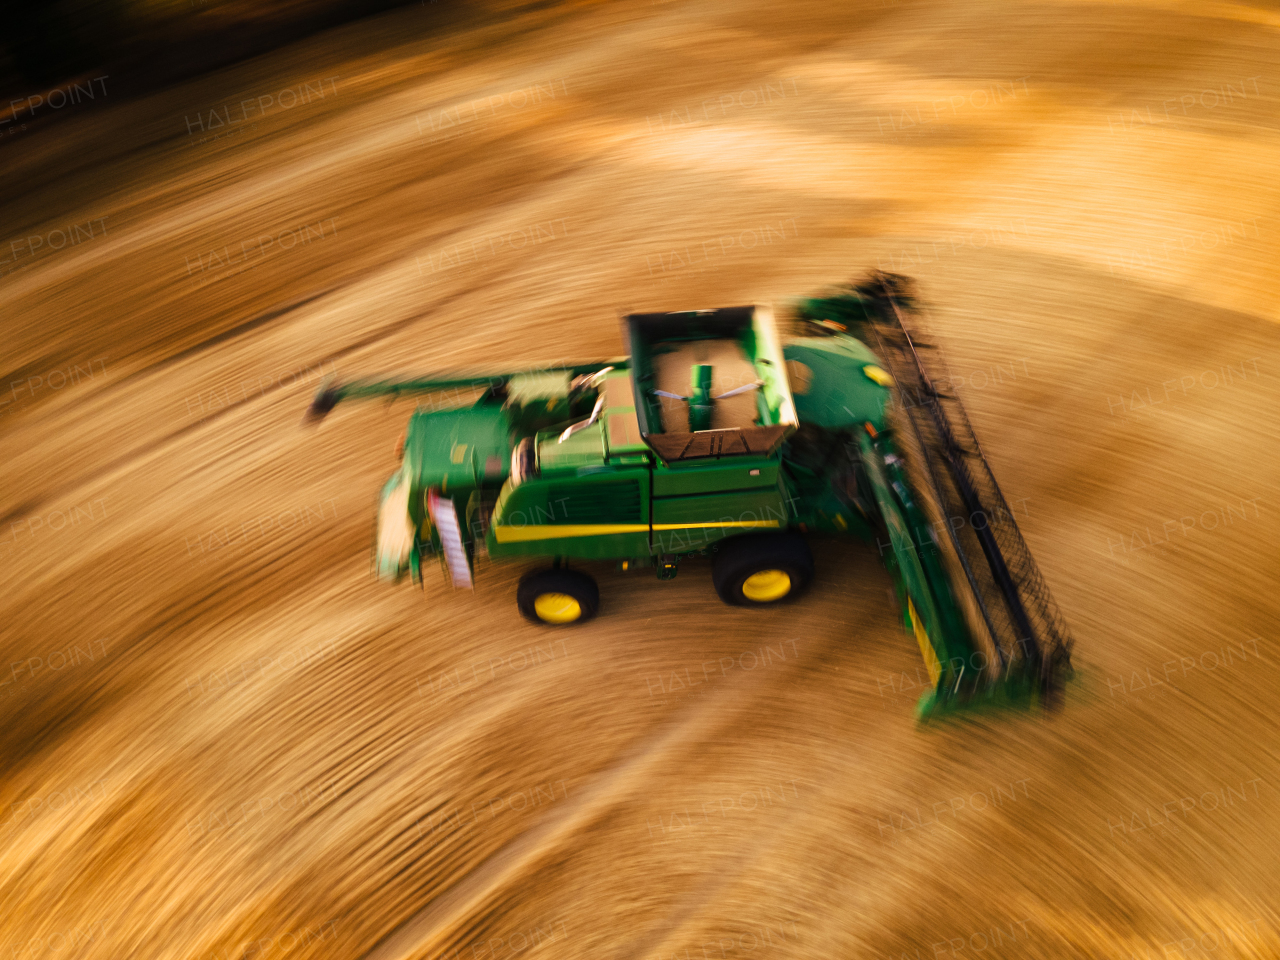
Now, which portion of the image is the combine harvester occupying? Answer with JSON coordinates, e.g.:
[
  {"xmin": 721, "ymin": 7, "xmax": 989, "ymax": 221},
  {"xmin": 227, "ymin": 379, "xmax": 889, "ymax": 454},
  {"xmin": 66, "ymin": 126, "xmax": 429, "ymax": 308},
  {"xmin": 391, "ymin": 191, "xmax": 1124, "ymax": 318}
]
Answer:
[{"xmin": 306, "ymin": 273, "xmax": 1073, "ymax": 716}]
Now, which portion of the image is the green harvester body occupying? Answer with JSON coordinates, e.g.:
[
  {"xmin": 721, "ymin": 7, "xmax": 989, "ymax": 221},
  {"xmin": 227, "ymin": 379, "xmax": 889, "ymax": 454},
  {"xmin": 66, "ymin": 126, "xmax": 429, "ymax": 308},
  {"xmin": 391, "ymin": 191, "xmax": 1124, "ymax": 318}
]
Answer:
[{"xmin": 309, "ymin": 279, "xmax": 1073, "ymax": 717}]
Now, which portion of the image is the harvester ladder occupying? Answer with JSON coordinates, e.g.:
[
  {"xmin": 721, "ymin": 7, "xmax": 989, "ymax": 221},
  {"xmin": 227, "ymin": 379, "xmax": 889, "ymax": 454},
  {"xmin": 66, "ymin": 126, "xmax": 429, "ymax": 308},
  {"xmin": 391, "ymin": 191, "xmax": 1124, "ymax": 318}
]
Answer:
[
  {"xmin": 427, "ymin": 490, "xmax": 474, "ymax": 590},
  {"xmin": 863, "ymin": 274, "xmax": 1073, "ymax": 695}
]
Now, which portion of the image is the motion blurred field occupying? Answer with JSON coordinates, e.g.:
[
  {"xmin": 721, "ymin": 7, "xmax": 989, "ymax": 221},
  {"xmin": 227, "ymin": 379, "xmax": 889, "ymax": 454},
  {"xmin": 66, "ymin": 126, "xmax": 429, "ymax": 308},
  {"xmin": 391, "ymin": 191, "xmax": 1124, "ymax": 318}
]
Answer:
[{"xmin": 2, "ymin": 1, "xmax": 1278, "ymax": 958}]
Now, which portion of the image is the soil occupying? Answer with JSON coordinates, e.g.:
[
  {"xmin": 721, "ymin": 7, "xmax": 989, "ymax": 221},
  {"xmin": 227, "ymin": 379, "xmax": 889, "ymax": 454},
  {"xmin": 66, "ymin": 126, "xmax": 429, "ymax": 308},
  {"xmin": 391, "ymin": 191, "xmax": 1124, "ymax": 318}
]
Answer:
[{"xmin": 1, "ymin": 1, "xmax": 1277, "ymax": 957}]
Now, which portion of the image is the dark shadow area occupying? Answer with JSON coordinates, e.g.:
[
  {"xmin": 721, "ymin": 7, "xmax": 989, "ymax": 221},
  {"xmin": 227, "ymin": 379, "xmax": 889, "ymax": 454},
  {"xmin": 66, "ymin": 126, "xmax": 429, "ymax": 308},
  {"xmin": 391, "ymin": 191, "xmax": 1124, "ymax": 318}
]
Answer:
[{"xmin": 0, "ymin": 0, "xmax": 468, "ymax": 104}]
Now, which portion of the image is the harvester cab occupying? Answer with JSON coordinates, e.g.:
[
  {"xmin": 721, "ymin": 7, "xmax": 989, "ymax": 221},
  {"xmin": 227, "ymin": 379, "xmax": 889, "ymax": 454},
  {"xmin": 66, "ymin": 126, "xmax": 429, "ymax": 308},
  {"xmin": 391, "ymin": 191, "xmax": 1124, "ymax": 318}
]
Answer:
[{"xmin": 305, "ymin": 273, "xmax": 1074, "ymax": 718}]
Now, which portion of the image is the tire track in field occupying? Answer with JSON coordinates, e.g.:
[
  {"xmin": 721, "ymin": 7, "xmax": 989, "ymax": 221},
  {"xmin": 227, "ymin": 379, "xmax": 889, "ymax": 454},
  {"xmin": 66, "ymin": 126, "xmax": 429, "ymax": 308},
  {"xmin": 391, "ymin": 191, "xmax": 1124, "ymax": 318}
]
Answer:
[{"xmin": 359, "ymin": 632, "xmax": 828, "ymax": 960}]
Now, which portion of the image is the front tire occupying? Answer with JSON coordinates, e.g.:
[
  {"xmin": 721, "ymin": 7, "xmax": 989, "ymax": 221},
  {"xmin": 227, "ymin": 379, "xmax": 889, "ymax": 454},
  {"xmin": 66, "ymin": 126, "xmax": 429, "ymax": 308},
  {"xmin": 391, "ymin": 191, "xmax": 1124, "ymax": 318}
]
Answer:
[
  {"xmin": 712, "ymin": 532, "xmax": 813, "ymax": 606},
  {"xmin": 517, "ymin": 569, "xmax": 599, "ymax": 625}
]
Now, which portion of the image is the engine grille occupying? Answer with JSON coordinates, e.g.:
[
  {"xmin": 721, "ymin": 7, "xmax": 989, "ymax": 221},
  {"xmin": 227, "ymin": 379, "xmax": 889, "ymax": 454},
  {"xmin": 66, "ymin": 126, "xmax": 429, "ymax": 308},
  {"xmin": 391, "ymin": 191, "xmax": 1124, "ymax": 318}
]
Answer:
[{"xmin": 547, "ymin": 482, "xmax": 643, "ymax": 524}]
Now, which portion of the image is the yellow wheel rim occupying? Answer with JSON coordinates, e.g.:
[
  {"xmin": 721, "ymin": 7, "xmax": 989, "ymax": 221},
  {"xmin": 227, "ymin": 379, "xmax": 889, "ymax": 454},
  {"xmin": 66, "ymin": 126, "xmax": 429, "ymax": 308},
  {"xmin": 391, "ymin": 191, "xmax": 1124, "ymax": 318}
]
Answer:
[
  {"xmin": 534, "ymin": 592, "xmax": 582, "ymax": 623},
  {"xmin": 741, "ymin": 569, "xmax": 791, "ymax": 602}
]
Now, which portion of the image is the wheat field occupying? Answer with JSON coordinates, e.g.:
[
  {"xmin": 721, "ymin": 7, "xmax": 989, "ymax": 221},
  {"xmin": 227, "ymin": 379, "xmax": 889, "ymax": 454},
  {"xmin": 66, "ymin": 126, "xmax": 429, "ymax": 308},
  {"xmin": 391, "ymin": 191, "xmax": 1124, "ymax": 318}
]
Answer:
[{"xmin": 1, "ymin": 1, "xmax": 1278, "ymax": 957}]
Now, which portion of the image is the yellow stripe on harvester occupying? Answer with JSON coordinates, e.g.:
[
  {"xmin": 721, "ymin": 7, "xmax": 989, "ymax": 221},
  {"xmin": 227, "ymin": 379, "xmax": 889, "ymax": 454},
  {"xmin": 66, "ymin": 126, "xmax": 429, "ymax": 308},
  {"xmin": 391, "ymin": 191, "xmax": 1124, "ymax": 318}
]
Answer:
[
  {"xmin": 652, "ymin": 521, "xmax": 780, "ymax": 531},
  {"xmin": 493, "ymin": 520, "xmax": 780, "ymax": 543},
  {"xmin": 908, "ymin": 599, "xmax": 942, "ymax": 687},
  {"xmin": 494, "ymin": 523, "xmax": 646, "ymax": 542}
]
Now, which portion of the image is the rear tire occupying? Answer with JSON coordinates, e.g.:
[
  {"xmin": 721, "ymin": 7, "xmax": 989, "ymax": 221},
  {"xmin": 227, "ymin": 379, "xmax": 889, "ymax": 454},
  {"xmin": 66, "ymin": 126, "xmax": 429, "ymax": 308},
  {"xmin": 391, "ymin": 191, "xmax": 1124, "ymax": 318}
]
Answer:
[
  {"xmin": 712, "ymin": 532, "xmax": 813, "ymax": 606},
  {"xmin": 517, "ymin": 569, "xmax": 599, "ymax": 625}
]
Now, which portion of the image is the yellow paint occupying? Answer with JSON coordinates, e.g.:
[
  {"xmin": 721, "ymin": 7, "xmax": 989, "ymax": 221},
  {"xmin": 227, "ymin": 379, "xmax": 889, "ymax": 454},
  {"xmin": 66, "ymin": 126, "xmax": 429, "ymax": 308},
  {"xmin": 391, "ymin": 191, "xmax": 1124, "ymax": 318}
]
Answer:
[
  {"xmin": 534, "ymin": 593, "xmax": 581, "ymax": 623},
  {"xmin": 742, "ymin": 569, "xmax": 791, "ymax": 602},
  {"xmin": 909, "ymin": 599, "xmax": 942, "ymax": 687},
  {"xmin": 653, "ymin": 521, "xmax": 780, "ymax": 531},
  {"xmin": 863, "ymin": 365, "xmax": 894, "ymax": 387},
  {"xmin": 493, "ymin": 519, "xmax": 780, "ymax": 543},
  {"xmin": 451, "ymin": 444, "xmax": 469, "ymax": 464},
  {"xmin": 496, "ymin": 523, "xmax": 648, "ymax": 542}
]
